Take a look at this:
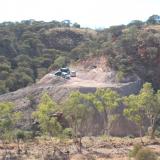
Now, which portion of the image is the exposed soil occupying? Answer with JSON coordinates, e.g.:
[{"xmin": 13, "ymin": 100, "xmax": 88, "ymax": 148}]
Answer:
[
  {"xmin": 39, "ymin": 55, "xmax": 140, "ymax": 90},
  {"xmin": 64, "ymin": 67, "xmax": 115, "ymax": 88},
  {"xmin": 39, "ymin": 55, "xmax": 121, "ymax": 88}
]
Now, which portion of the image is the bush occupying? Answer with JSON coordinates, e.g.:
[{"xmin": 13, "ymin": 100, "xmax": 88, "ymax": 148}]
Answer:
[
  {"xmin": 129, "ymin": 145, "xmax": 157, "ymax": 160},
  {"xmin": 128, "ymin": 134, "xmax": 135, "ymax": 139},
  {"xmin": 53, "ymin": 56, "xmax": 67, "ymax": 68},
  {"xmin": 129, "ymin": 144, "xmax": 142, "ymax": 158},
  {"xmin": 15, "ymin": 130, "xmax": 33, "ymax": 141},
  {"xmin": 116, "ymin": 71, "xmax": 125, "ymax": 82},
  {"xmin": 62, "ymin": 128, "xmax": 73, "ymax": 138},
  {"xmin": 0, "ymin": 81, "xmax": 7, "ymax": 94},
  {"xmin": 135, "ymin": 148, "xmax": 157, "ymax": 160},
  {"xmin": 16, "ymin": 130, "xmax": 26, "ymax": 141}
]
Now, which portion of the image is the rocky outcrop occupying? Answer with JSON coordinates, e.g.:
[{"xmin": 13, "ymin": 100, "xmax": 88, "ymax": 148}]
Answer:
[
  {"xmin": 0, "ymin": 53, "xmax": 143, "ymax": 136},
  {"xmin": 0, "ymin": 73, "xmax": 142, "ymax": 136}
]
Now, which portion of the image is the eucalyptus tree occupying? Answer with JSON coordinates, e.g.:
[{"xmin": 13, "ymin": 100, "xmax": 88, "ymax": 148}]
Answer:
[
  {"xmin": 124, "ymin": 82, "xmax": 160, "ymax": 140},
  {"xmin": 140, "ymin": 83, "xmax": 160, "ymax": 139},
  {"xmin": 0, "ymin": 102, "xmax": 22, "ymax": 153},
  {"xmin": 124, "ymin": 94, "xmax": 145, "ymax": 142},
  {"xmin": 32, "ymin": 93, "xmax": 62, "ymax": 136},
  {"xmin": 94, "ymin": 89, "xmax": 121, "ymax": 136},
  {"xmin": 63, "ymin": 91, "xmax": 91, "ymax": 138}
]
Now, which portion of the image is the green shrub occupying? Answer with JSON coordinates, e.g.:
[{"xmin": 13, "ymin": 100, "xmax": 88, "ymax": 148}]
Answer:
[
  {"xmin": 135, "ymin": 148, "xmax": 157, "ymax": 160},
  {"xmin": 15, "ymin": 130, "xmax": 33, "ymax": 141},
  {"xmin": 24, "ymin": 131, "xmax": 35, "ymax": 139},
  {"xmin": 129, "ymin": 144, "xmax": 142, "ymax": 158},
  {"xmin": 129, "ymin": 145, "xmax": 157, "ymax": 160},
  {"xmin": 16, "ymin": 130, "xmax": 26, "ymax": 141},
  {"xmin": 128, "ymin": 134, "xmax": 135, "ymax": 138},
  {"xmin": 116, "ymin": 71, "xmax": 125, "ymax": 82},
  {"xmin": 53, "ymin": 56, "xmax": 66, "ymax": 68},
  {"xmin": 62, "ymin": 128, "xmax": 73, "ymax": 138}
]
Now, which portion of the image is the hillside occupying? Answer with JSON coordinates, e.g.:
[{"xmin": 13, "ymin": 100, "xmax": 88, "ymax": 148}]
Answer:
[
  {"xmin": 0, "ymin": 15, "xmax": 160, "ymax": 160},
  {"xmin": 1, "ymin": 16, "xmax": 160, "ymax": 95},
  {"xmin": 0, "ymin": 20, "xmax": 97, "ymax": 94},
  {"xmin": 0, "ymin": 55, "xmax": 142, "ymax": 136},
  {"xmin": 1, "ymin": 15, "xmax": 160, "ymax": 135}
]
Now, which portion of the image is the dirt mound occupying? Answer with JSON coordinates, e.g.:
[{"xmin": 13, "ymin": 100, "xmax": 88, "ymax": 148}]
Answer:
[
  {"xmin": 39, "ymin": 55, "xmax": 141, "ymax": 89},
  {"xmin": 74, "ymin": 55, "xmax": 109, "ymax": 71},
  {"xmin": 38, "ymin": 55, "xmax": 117, "ymax": 88},
  {"xmin": 63, "ymin": 55, "xmax": 117, "ymax": 88},
  {"xmin": 61, "ymin": 55, "xmax": 139, "ymax": 90}
]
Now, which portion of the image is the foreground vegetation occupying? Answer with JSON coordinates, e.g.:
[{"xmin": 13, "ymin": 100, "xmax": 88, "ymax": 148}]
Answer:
[
  {"xmin": 0, "ymin": 136, "xmax": 159, "ymax": 160},
  {"xmin": 0, "ymin": 82, "xmax": 160, "ymax": 159}
]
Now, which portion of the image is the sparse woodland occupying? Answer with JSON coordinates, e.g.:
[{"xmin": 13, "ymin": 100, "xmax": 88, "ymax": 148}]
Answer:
[
  {"xmin": 0, "ymin": 82, "xmax": 160, "ymax": 159},
  {"xmin": 1, "ymin": 15, "xmax": 160, "ymax": 159}
]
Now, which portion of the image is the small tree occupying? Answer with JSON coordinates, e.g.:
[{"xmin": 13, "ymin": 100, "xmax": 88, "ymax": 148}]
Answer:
[
  {"xmin": 140, "ymin": 83, "xmax": 160, "ymax": 139},
  {"xmin": 63, "ymin": 91, "xmax": 92, "ymax": 153},
  {"xmin": 15, "ymin": 130, "xmax": 26, "ymax": 154},
  {"xmin": 128, "ymin": 20, "xmax": 144, "ymax": 28},
  {"xmin": 32, "ymin": 93, "xmax": 62, "ymax": 136},
  {"xmin": 94, "ymin": 89, "xmax": 121, "ymax": 136},
  {"xmin": 0, "ymin": 102, "xmax": 22, "ymax": 154},
  {"xmin": 53, "ymin": 56, "xmax": 67, "ymax": 68},
  {"xmin": 124, "ymin": 94, "xmax": 145, "ymax": 143},
  {"xmin": 72, "ymin": 22, "xmax": 80, "ymax": 28},
  {"xmin": 64, "ymin": 91, "xmax": 91, "ymax": 138},
  {"xmin": 147, "ymin": 15, "xmax": 160, "ymax": 24}
]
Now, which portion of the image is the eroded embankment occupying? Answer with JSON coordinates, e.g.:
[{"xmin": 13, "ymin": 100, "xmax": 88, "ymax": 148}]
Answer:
[{"xmin": 0, "ymin": 55, "xmax": 142, "ymax": 136}]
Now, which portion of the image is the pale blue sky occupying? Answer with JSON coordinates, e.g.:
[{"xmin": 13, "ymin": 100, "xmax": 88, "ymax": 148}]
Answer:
[{"xmin": 1, "ymin": 0, "xmax": 160, "ymax": 28}]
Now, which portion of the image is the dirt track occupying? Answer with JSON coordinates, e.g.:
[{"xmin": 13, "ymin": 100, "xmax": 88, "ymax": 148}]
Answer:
[
  {"xmin": 38, "ymin": 55, "xmax": 116, "ymax": 87},
  {"xmin": 63, "ymin": 77, "xmax": 120, "ymax": 88},
  {"xmin": 39, "ymin": 66, "xmax": 119, "ymax": 88}
]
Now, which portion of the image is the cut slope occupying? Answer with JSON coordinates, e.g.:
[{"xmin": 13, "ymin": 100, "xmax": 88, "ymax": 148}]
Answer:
[
  {"xmin": 0, "ymin": 55, "xmax": 142, "ymax": 136},
  {"xmin": 38, "ymin": 55, "xmax": 140, "ymax": 91}
]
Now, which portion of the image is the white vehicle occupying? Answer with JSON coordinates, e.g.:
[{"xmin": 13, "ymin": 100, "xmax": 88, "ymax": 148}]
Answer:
[{"xmin": 70, "ymin": 71, "xmax": 76, "ymax": 77}]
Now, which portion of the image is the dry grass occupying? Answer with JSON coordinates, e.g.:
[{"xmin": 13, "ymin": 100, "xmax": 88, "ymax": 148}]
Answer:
[
  {"xmin": 144, "ymin": 25, "xmax": 160, "ymax": 31},
  {"xmin": 46, "ymin": 27, "xmax": 97, "ymax": 38},
  {"xmin": 0, "ymin": 136, "xmax": 159, "ymax": 160}
]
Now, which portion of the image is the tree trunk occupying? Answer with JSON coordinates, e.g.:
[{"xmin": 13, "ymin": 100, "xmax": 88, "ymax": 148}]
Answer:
[
  {"xmin": 150, "ymin": 126, "xmax": 156, "ymax": 139},
  {"xmin": 150, "ymin": 117, "xmax": 156, "ymax": 139},
  {"xmin": 107, "ymin": 110, "xmax": 112, "ymax": 139},
  {"xmin": 79, "ymin": 136, "xmax": 82, "ymax": 153},
  {"xmin": 107, "ymin": 126, "xmax": 110, "ymax": 137},
  {"xmin": 17, "ymin": 139, "xmax": 21, "ymax": 154},
  {"xmin": 139, "ymin": 126, "xmax": 144, "ymax": 145},
  {"xmin": 106, "ymin": 126, "xmax": 111, "ymax": 142},
  {"xmin": 103, "ymin": 108, "xmax": 108, "ymax": 135},
  {"xmin": 75, "ymin": 121, "xmax": 78, "ymax": 139}
]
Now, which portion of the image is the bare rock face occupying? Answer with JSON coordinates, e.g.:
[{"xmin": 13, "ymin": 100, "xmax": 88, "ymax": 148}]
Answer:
[
  {"xmin": 0, "ymin": 56, "xmax": 143, "ymax": 137},
  {"xmin": 0, "ymin": 76, "xmax": 142, "ymax": 136}
]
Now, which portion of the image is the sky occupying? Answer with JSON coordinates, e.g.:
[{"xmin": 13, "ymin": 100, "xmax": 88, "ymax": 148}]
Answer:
[{"xmin": 0, "ymin": 0, "xmax": 160, "ymax": 28}]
